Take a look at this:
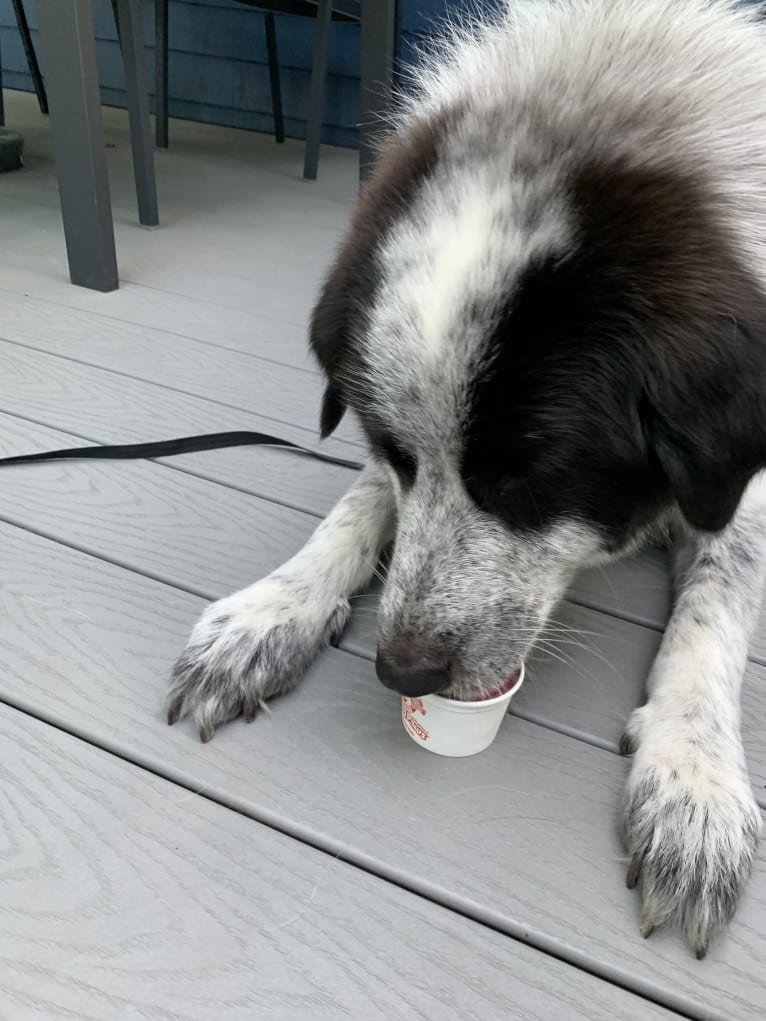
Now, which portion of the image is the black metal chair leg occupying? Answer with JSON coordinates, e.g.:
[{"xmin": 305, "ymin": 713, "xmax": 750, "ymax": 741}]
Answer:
[
  {"xmin": 264, "ymin": 12, "xmax": 285, "ymax": 144},
  {"xmin": 36, "ymin": 0, "xmax": 118, "ymax": 291},
  {"xmin": 110, "ymin": 0, "xmax": 122, "ymax": 46},
  {"xmin": 11, "ymin": 0, "xmax": 48, "ymax": 115},
  {"xmin": 0, "ymin": 32, "xmax": 5, "ymax": 127},
  {"xmin": 303, "ymin": 0, "xmax": 332, "ymax": 179},
  {"xmin": 155, "ymin": 0, "xmax": 169, "ymax": 148},
  {"xmin": 115, "ymin": 0, "xmax": 159, "ymax": 226}
]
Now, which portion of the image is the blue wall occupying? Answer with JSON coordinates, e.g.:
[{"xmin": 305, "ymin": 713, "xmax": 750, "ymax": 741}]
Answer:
[{"xmin": 0, "ymin": 0, "xmax": 490, "ymax": 147}]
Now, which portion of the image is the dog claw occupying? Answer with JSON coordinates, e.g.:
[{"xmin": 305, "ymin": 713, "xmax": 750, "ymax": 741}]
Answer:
[
  {"xmin": 626, "ymin": 851, "xmax": 644, "ymax": 889},
  {"xmin": 695, "ymin": 943, "xmax": 708, "ymax": 961},
  {"xmin": 327, "ymin": 598, "xmax": 350, "ymax": 648},
  {"xmin": 167, "ymin": 697, "xmax": 184, "ymax": 726},
  {"xmin": 640, "ymin": 918, "xmax": 655, "ymax": 939},
  {"xmin": 619, "ymin": 731, "xmax": 635, "ymax": 756},
  {"xmin": 243, "ymin": 695, "xmax": 258, "ymax": 722},
  {"xmin": 199, "ymin": 723, "xmax": 216, "ymax": 743}
]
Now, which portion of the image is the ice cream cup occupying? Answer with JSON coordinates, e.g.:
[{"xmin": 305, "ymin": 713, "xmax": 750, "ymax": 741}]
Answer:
[{"xmin": 401, "ymin": 664, "xmax": 525, "ymax": 757}]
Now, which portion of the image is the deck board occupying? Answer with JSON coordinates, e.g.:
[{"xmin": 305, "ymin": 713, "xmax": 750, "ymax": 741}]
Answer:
[
  {"xmin": 0, "ymin": 263, "xmax": 316, "ymax": 366},
  {"xmin": 0, "ymin": 289, "xmax": 328, "ymax": 418},
  {"xmin": 0, "ymin": 300, "xmax": 363, "ymax": 445},
  {"xmin": 4, "ymin": 90, "xmax": 358, "ymax": 325},
  {"xmin": 4, "ymin": 705, "xmax": 683, "ymax": 1021},
  {"xmin": 0, "ymin": 352, "xmax": 360, "ymax": 517},
  {"xmin": 0, "ymin": 417, "xmax": 319, "ymax": 599},
  {"xmin": 0, "ymin": 281, "xmax": 319, "ymax": 373}
]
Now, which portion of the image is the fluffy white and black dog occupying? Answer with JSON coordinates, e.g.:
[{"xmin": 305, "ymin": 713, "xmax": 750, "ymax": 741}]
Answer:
[{"xmin": 169, "ymin": 0, "xmax": 766, "ymax": 957}]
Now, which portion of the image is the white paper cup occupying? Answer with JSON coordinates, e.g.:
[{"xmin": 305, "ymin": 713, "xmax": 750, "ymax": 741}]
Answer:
[{"xmin": 401, "ymin": 664, "xmax": 525, "ymax": 757}]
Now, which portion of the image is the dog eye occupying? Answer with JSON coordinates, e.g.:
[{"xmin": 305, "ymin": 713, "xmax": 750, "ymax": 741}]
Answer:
[
  {"xmin": 463, "ymin": 476, "xmax": 491, "ymax": 509},
  {"xmin": 464, "ymin": 474, "xmax": 524, "ymax": 517},
  {"xmin": 379, "ymin": 437, "xmax": 417, "ymax": 484}
]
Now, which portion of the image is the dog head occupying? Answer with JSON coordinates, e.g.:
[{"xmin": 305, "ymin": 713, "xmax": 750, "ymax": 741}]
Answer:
[{"xmin": 311, "ymin": 112, "xmax": 766, "ymax": 699}]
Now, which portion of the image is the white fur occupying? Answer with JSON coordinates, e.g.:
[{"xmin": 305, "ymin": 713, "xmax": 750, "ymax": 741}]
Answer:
[
  {"xmin": 398, "ymin": 0, "xmax": 766, "ymax": 280},
  {"xmin": 167, "ymin": 466, "xmax": 396, "ymax": 739},
  {"xmin": 622, "ymin": 474, "xmax": 766, "ymax": 954}
]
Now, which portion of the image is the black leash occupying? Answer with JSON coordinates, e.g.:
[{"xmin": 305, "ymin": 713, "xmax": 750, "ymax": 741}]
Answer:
[{"xmin": 0, "ymin": 429, "xmax": 365, "ymax": 471}]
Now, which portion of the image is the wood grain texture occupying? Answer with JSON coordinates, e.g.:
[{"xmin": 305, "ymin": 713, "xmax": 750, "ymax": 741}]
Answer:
[
  {"xmin": 2, "ymin": 706, "xmax": 670, "ymax": 1021},
  {"xmin": 1, "ymin": 277, "xmax": 318, "ymax": 371},
  {"xmin": 0, "ymin": 283, "xmax": 324, "ymax": 395},
  {"xmin": 0, "ymin": 412, "xmax": 320, "ymax": 598},
  {"xmin": 0, "ymin": 293, "xmax": 360, "ymax": 442},
  {"xmin": 0, "ymin": 350, "xmax": 360, "ymax": 518},
  {"xmin": 567, "ymin": 546, "xmax": 672, "ymax": 631},
  {"xmin": 0, "ymin": 408, "xmax": 760, "ymax": 799},
  {"xmin": 0, "ymin": 523, "xmax": 761, "ymax": 1019},
  {"xmin": 0, "ymin": 263, "xmax": 316, "ymax": 369},
  {"xmin": 0, "ymin": 402, "xmax": 763, "ymax": 802}
]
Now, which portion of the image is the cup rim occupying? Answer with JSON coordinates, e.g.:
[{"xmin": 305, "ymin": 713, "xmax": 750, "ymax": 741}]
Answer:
[{"xmin": 432, "ymin": 662, "xmax": 525, "ymax": 709}]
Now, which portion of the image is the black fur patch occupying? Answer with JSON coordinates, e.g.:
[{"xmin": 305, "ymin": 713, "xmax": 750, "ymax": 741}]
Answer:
[
  {"xmin": 462, "ymin": 160, "xmax": 766, "ymax": 543},
  {"xmin": 319, "ymin": 385, "xmax": 346, "ymax": 440}
]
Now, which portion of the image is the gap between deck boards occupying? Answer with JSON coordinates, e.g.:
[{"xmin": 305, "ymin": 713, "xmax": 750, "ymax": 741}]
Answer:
[
  {"xmin": 1, "ymin": 499, "xmax": 742, "ymax": 808},
  {"xmin": 0, "ymin": 407, "xmax": 764, "ymax": 812},
  {"xmin": 0, "ymin": 275, "xmax": 320, "ymax": 373},
  {"xmin": 0, "ymin": 330, "xmax": 365, "ymax": 452},
  {"xmin": 0, "ymin": 332, "xmax": 764, "ymax": 670},
  {"xmin": 0, "ymin": 404, "xmax": 353, "ymax": 522}
]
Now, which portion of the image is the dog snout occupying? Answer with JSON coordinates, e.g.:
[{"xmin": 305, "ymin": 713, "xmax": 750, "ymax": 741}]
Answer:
[{"xmin": 375, "ymin": 648, "xmax": 449, "ymax": 697}]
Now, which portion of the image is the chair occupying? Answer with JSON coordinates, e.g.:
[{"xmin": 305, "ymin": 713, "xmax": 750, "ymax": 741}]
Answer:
[{"xmin": 153, "ymin": 0, "xmax": 362, "ymax": 180}]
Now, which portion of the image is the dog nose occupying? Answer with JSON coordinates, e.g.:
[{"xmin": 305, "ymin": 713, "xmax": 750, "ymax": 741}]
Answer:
[{"xmin": 375, "ymin": 654, "xmax": 449, "ymax": 696}]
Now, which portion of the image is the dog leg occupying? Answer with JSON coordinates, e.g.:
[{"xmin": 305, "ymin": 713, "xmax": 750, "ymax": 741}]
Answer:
[
  {"xmin": 621, "ymin": 475, "xmax": 766, "ymax": 956},
  {"xmin": 167, "ymin": 465, "xmax": 396, "ymax": 741}
]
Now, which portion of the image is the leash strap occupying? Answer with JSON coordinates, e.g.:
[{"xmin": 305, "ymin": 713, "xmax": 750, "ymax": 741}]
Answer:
[{"xmin": 0, "ymin": 430, "xmax": 365, "ymax": 471}]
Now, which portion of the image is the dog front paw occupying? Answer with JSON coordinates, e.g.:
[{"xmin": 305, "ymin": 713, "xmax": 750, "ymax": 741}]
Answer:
[
  {"xmin": 167, "ymin": 577, "xmax": 350, "ymax": 742},
  {"xmin": 622, "ymin": 743, "xmax": 761, "ymax": 958}
]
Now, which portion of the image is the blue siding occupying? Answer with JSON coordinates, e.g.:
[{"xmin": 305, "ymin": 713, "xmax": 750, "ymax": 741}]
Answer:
[
  {"xmin": 0, "ymin": 0, "xmax": 365, "ymax": 146},
  {"xmin": 0, "ymin": 1, "xmax": 492, "ymax": 146}
]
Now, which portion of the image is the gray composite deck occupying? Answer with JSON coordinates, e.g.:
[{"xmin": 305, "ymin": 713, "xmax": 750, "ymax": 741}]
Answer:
[{"xmin": 0, "ymin": 89, "xmax": 764, "ymax": 1020}]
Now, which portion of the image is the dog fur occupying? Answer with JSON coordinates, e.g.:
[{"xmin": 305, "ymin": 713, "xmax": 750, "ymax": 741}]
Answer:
[{"xmin": 168, "ymin": 0, "xmax": 766, "ymax": 957}]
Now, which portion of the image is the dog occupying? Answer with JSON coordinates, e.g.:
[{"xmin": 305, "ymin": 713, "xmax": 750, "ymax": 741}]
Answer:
[{"xmin": 168, "ymin": 0, "xmax": 766, "ymax": 957}]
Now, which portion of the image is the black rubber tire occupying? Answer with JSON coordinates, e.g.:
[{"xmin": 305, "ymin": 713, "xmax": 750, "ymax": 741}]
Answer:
[{"xmin": 0, "ymin": 128, "xmax": 24, "ymax": 173}]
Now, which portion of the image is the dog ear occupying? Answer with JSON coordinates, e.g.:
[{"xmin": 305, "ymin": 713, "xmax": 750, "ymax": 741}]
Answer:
[
  {"xmin": 641, "ymin": 318, "xmax": 766, "ymax": 532},
  {"xmin": 319, "ymin": 384, "xmax": 346, "ymax": 439},
  {"xmin": 310, "ymin": 268, "xmax": 351, "ymax": 438}
]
